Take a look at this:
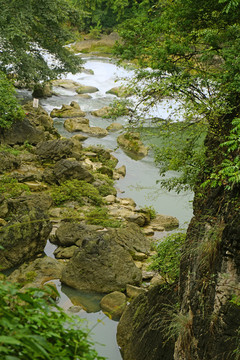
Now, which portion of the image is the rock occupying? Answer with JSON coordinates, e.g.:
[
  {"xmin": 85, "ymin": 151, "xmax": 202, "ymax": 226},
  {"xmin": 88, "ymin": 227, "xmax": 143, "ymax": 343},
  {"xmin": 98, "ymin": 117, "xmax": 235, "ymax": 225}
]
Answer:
[
  {"xmin": 61, "ymin": 231, "xmax": 142, "ymax": 293},
  {"xmin": 104, "ymin": 195, "xmax": 116, "ymax": 204},
  {"xmin": 54, "ymin": 245, "xmax": 78, "ymax": 259},
  {"xmin": 100, "ymin": 291, "xmax": 127, "ymax": 320},
  {"xmin": 71, "ymin": 134, "xmax": 88, "ymax": 142},
  {"xmin": 126, "ymin": 284, "xmax": 147, "ymax": 299},
  {"xmin": 64, "ymin": 117, "xmax": 89, "ymax": 132},
  {"xmin": 142, "ymin": 271, "xmax": 156, "ymax": 280},
  {"xmin": 150, "ymin": 214, "xmax": 179, "ymax": 231},
  {"xmin": 55, "ymin": 222, "xmax": 103, "ymax": 246},
  {"xmin": 117, "ymin": 133, "xmax": 148, "ymax": 160},
  {"xmin": 117, "ymin": 285, "xmax": 176, "ymax": 360},
  {"xmin": 32, "ymin": 83, "xmax": 53, "ymax": 98},
  {"xmin": 76, "ymin": 85, "xmax": 99, "ymax": 94},
  {"xmin": 115, "ymin": 165, "xmax": 126, "ymax": 177},
  {"xmin": 81, "ymin": 125, "xmax": 109, "ymax": 137},
  {"xmin": 50, "ymin": 101, "xmax": 86, "ymax": 118},
  {"xmin": 126, "ymin": 213, "xmax": 147, "ymax": 227},
  {"xmin": 0, "ymin": 151, "xmax": 21, "ymax": 173},
  {"xmin": 48, "ymin": 158, "xmax": 94, "ymax": 184},
  {"xmin": 0, "ymin": 194, "xmax": 52, "ymax": 270},
  {"xmin": 119, "ymin": 198, "xmax": 136, "ymax": 208},
  {"xmin": 143, "ymin": 226, "xmax": 155, "ymax": 236},
  {"xmin": 106, "ymin": 122, "xmax": 124, "ymax": 131},
  {"xmin": 150, "ymin": 274, "xmax": 165, "ymax": 287},
  {"xmin": 76, "ymin": 94, "xmax": 92, "ymax": 99},
  {"xmin": 91, "ymin": 106, "xmax": 112, "ymax": 117},
  {"xmin": 7, "ymin": 256, "xmax": 64, "ymax": 286},
  {"xmin": 0, "ymin": 218, "xmax": 7, "ymax": 226},
  {"xmin": 23, "ymin": 181, "xmax": 48, "ymax": 192},
  {"xmin": 51, "ymin": 79, "xmax": 81, "ymax": 90},
  {"xmin": 132, "ymin": 252, "xmax": 148, "ymax": 261},
  {"xmin": 106, "ymin": 86, "xmax": 133, "ymax": 98},
  {"xmin": 35, "ymin": 138, "xmax": 81, "ymax": 161}
]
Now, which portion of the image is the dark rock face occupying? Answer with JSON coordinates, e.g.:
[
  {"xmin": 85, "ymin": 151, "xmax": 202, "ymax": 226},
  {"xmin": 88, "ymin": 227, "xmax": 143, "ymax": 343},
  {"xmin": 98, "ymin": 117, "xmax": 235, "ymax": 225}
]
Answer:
[
  {"xmin": 0, "ymin": 152, "xmax": 21, "ymax": 173},
  {"xmin": 52, "ymin": 159, "xmax": 94, "ymax": 183},
  {"xmin": 117, "ymin": 285, "xmax": 176, "ymax": 360},
  {"xmin": 0, "ymin": 194, "xmax": 52, "ymax": 270},
  {"xmin": 35, "ymin": 139, "xmax": 75, "ymax": 161},
  {"xmin": 61, "ymin": 230, "xmax": 142, "ymax": 293}
]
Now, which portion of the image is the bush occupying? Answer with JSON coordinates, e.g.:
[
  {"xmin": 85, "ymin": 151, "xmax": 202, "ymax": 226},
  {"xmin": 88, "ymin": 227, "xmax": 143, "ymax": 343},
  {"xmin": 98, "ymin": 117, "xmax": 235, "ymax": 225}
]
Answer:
[
  {"xmin": 85, "ymin": 207, "xmax": 121, "ymax": 228},
  {"xmin": 51, "ymin": 179, "xmax": 102, "ymax": 206},
  {"xmin": 0, "ymin": 73, "xmax": 25, "ymax": 128},
  {"xmin": 0, "ymin": 280, "xmax": 104, "ymax": 360},
  {"xmin": 149, "ymin": 232, "xmax": 186, "ymax": 284}
]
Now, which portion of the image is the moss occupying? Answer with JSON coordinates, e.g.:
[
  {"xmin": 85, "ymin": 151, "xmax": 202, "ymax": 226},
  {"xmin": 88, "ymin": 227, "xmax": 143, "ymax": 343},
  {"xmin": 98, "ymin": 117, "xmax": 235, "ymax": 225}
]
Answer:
[
  {"xmin": 0, "ymin": 176, "xmax": 30, "ymax": 199},
  {"xmin": 85, "ymin": 207, "xmax": 122, "ymax": 228}
]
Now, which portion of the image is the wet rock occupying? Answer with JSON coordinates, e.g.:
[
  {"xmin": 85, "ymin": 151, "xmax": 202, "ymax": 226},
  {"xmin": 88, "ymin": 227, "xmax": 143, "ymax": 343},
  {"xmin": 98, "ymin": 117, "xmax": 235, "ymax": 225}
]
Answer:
[
  {"xmin": 76, "ymin": 85, "xmax": 99, "ymax": 94},
  {"xmin": 106, "ymin": 86, "xmax": 133, "ymax": 98},
  {"xmin": 51, "ymin": 79, "xmax": 81, "ymax": 90},
  {"xmin": 150, "ymin": 214, "xmax": 179, "ymax": 231},
  {"xmin": 61, "ymin": 232, "xmax": 142, "ymax": 293},
  {"xmin": 50, "ymin": 101, "xmax": 86, "ymax": 118},
  {"xmin": 100, "ymin": 291, "xmax": 127, "ymax": 320},
  {"xmin": 106, "ymin": 122, "xmax": 124, "ymax": 132},
  {"xmin": 117, "ymin": 132, "xmax": 148, "ymax": 160},
  {"xmin": 64, "ymin": 117, "xmax": 89, "ymax": 132},
  {"xmin": 91, "ymin": 106, "xmax": 112, "ymax": 117}
]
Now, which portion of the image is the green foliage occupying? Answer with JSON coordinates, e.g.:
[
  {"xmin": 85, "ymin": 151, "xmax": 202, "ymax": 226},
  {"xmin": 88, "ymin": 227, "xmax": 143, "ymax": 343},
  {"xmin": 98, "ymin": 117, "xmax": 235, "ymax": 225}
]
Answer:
[
  {"xmin": 149, "ymin": 232, "xmax": 186, "ymax": 284},
  {"xmin": 85, "ymin": 207, "xmax": 121, "ymax": 228},
  {"xmin": 139, "ymin": 205, "xmax": 156, "ymax": 219},
  {"xmin": 0, "ymin": 73, "xmax": 25, "ymax": 128},
  {"xmin": 104, "ymin": 99, "xmax": 132, "ymax": 119},
  {"xmin": 88, "ymin": 21, "xmax": 102, "ymax": 39},
  {"xmin": 51, "ymin": 179, "xmax": 102, "ymax": 206},
  {"xmin": 0, "ymin": 280, "xmax": 104, "ymax": 360},
  {"xmin": 0, "ymin": 0, "xmax": 82, "ymax": 85},
  {"xmin": 0, "ymin": 176, "xmax": 30, "ymax": 199}
]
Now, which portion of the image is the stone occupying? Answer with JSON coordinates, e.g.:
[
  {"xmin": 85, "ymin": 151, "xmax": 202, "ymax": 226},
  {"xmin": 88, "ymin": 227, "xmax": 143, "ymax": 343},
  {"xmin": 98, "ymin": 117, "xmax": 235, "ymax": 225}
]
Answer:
[
  {"xmin": 132, "ymin": 252, "xmax": 148, "ymax": 261},
  {"xmin": 54, "ymin": 245, "xmax": 78, "ymax": 259},
  {"xmin": 50, "ymin": 158, "xmax": 94, "ymax": 183},
  {"xmin": 50, "ymin": 101, "xmax": 86, "ymax": 118},
  {"xmin": 32, "ymin": 83, "xmax": 53, "ymax": 98},
  {"xmin": 126, "ymin": 284, "xmax": 147, "ymax": 299},
  {"xmin": 76, "ymin": 85, "xmax": 99, "ymax": 94},
  {"xmin": 64, "ymin": 117, "xmax": 89, "ymax": 132},
  {"xmin": 51, "ymin": 79, "xmax": 81, "ymax": 90},
  {"xmin": 35, "ymin": 138, "xmax": 76, "ymax": 161},
  {"xmin": 55, "ymin": 222, "xmax": 102, "ymax": 246},
  {"xmin": 117, "ymin": 133, "xmax": 148, "ymax": 160},
  {"xmin": 115, "ymin": 165, "xmax": 126, "ymax": 177},
  {"xmin": 0, "ymin": 152, "xmax": 21, "ymax": 174},
  {"xmin": 106, "ymin": 122, "xmax": 124, "ymax": 131},
  {"xmin": 104, "ymin": 195, "xmax": 116, "ymax": 203},
  {"xmin": 61, "ymin": 230, "xmax": 142, "ymax": 293},
  {"xmin": 117, "ymin": 285, "xmax": 176, "ymax": 360},
  {"xmin": 91, "ymin": 106, "xmax": 112, "ymax": 117},
  {"xmin": 150, "ymin": 274, "xmax": 165, "ymax": 287},
  {"xmin": 150, "ymin": 214, "xmax": 179, "ymax": 231},
  {"xmin": 7, "ymin": 256, "xmax": 64, "ymax": 286},
  {"xmin": 106, "ymin": 86, "xmax": 133, "ymax": 98},
  {"xmin": 100, "ymin": 291, "xmax": 127, "ymax": 320}
]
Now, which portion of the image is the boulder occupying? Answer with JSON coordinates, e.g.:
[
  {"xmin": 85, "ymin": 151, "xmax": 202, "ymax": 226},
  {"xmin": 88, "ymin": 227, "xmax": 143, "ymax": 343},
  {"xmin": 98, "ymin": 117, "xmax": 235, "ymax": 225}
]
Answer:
[
  {"xmin": 0, "ymin": 194, "xmax": 52, "ymax": 270},
  {"xmin": 54, "ymin": 245, "xmax": 78, "ymax": 259},
  {"xmin": 126, "ymin": 284, "xmax": 147, "ymax": 299},
  {"xmin": 106, "ymin": 122, "xmax": 124, "ymax": 132},
  {"xmin": 100, "ymin": 291, "xmax": 127, "ymax": 320},
  {"xmin": 7, "ymin": 256, "xmax": 64, "ymax": 286},
  {"xmin": 91, "ymin": 106, "xmax": 112, "ymax": 117},
  {"xmin": 61, "ymin": 231, "xmax": 142, "ymax": 293},
  {"xmin": 0, "ymin": 152, "xmax": 21, "ymax": 173},
  {"xmin": 117, "ymin": 133, "xmax": 148, "ymax": 160},
  {"xmin": 117, "ymin": 285, "xmax": 176, "ymax": 360},
  {"xmin": 106, "ymin": 86, "xmax": 133, "ymax": 98},
  {"xmin": 64, "ymin": 117, "xmax": 89, "ymax": 132},
  {"xmin": 76, "ymin": 85, "xmax": 99, "ymax": 94},
  {"xmin": 35, "ymin": 138, "xmax": 82, "ymax": 161},
  {"xmin": 50, "ymin": 101, "xmax": 86, "ymax": 118},
  {"xmin": 51, "ymin": 79, "xmax": 81, "ymax": 90},
  {"xmin": 51, "ymin": 159, "xmax": 94, "ymax": 184},
  {"xmin": 150, "ymin": 214, "xmax": 179, "ymax": 231}
]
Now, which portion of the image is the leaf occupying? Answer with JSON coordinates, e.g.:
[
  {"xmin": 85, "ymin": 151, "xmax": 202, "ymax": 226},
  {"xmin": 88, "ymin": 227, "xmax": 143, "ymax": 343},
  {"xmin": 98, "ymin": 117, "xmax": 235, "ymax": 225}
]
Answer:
[{"xmin": 0, "ymin": 336, "xmax": 21, "ymax": 345}]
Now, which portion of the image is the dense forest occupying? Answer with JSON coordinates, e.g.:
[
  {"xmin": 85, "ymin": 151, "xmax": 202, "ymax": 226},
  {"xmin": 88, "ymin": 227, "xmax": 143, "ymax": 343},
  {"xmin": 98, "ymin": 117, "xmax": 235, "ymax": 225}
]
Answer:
[{"xmin": 0, "ymin": 0, "xmax": 240, "ymax": 359}]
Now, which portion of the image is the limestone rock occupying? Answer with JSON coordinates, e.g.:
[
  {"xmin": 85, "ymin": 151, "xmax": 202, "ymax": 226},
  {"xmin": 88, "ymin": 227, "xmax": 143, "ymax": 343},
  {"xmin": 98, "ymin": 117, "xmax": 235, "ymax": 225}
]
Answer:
[
  {"xmin": 64, "ymin": 117, "xmax": 89, "ymax": 132},
  {"xmin": 35, "ymin": 138, "xmax": 75, "ymax": 161},
  {"xmin": 117, "ymin": 285, "xmax": 176, "ymax": 360},
  {"xmin": 126, "ymin": 284, "xmax": 147, "ymax": 299},
  {"xmin": 91, "ymin": 106, "xmax": 111, "ymax": 117},
  {"xmin": 150, "ymin": 214, "xmax": 179, "ymax": 231},
  {"xmin": 106, "ymin": 86, "xmax": 133, "ymax": 98},
  {"xmin": 106, "ymin": 122, "xmax": 124, "ymax": 132},
  {"xmin": 55, "ymin": 222, "xmax": 103, "ymax": 246},
  {"xmin": 0, "ymin": 152, "xmax": 21, "ymax": 174},
  {"xmin": 50, "ymin": 101, "xmax": 86, "ymax": 118},
  {"xmin": 54, "ymin": 245, "xmax": 78, "ymax": 259},
  {"xmin": 117, "ymin": 132, "xmax": 148, "ymax": 160},
  {"xmin": 61, "ymin": 231, "xmax": 142, "ymax": 293},
  {"xmin": 76, "ymin": 85, "xmax": 99, "ymax": 94},
  {"xmin": 100, "ymin": 291, "xmax": 127, "ymax": 319},
  {"xmin": 51, "ymin": 79, "xmax": 81, "ymax": 90}
]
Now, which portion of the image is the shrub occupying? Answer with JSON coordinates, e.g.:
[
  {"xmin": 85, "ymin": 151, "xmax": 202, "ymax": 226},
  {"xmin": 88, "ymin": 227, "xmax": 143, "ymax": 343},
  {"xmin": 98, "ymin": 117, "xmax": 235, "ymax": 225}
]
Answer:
[
  {"xmin": 0, "ymin": 280, "xmax": 104, "ymax": 360},
  {"xmin": 51, "ymin": 179, "xmax": 102, "ymax": 206},
  {"xmin": 149, "ymin": 232, "xmax": 186, "ymax": 284}
]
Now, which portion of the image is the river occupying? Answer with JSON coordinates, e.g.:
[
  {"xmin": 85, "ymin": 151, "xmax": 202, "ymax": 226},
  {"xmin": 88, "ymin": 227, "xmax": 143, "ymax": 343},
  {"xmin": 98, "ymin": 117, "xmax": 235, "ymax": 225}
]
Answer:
[{"xmin": 39, "ymin": 56, "xmax": 193, "ymax": 360}]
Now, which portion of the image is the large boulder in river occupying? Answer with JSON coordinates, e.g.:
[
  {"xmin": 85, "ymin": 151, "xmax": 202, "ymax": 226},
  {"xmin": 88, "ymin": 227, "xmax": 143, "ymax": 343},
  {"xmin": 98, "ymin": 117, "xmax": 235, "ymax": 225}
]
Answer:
[
  {"xmin": 106, "ymin": 86, "xmax": 133, "ymax": 98},
  {"xmin": 51, "ymin": 79, "xmax": 81, "ymax": 90},
  {"xmin": 0, "ymin": 194, "xmax": 52, "ymax": 270},
  {"xmin": 117, "ymin": 132, "xmax": 148, "ymax": 160},
  {"xmin": 91, "ymin": 106, "xmax": 112, "ymax": 117},
  {"xmin": 100, "ymin": 291, "xmax": 127, "ymax": 320},
  {"xmin": 61, "ymin": 228, "xmax": 142, "ymax": 293},
  {"xmin": 50, "ymin": 101, "xmax": 86, "ymax": 118},
  {"xmin": 76, "ymin": 85, "xmax": 99, "ymax": 94},
  {"xmin": 117, "ymin": 285, "xmax": 176, "ymax": 360},
  {"xmin": 54, "ymin": 222, "xmax": 103, "ymax": 246},
  {"xmin": 64, "ymin": 117, "xmax": 89, "ymax": 132},
  {"xmin": 150, "ymin": 214, "xmax": 179, "ymax": 231}
]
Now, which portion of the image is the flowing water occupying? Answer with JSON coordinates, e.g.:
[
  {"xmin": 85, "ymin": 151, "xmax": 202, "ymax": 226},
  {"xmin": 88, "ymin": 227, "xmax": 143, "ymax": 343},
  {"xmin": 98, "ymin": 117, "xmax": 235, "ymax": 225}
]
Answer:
[{"xmin": 39, "ymin": 56, "xmax": 193, "ymax": 359}]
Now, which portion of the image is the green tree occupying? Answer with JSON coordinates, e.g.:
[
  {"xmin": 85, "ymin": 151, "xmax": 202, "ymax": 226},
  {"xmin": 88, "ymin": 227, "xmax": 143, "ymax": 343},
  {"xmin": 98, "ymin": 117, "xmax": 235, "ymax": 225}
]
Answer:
[
  {"xmin": 0, "ymin": 0, "xmax": 83, "ymax": 85},
  {"xmin": 116, "ymin": 0, "xmax": 240, "ymax": 191}
]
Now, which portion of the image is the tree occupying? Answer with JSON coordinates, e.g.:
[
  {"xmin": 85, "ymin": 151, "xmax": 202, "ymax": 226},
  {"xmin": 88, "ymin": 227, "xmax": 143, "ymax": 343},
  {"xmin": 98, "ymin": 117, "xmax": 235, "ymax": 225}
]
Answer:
[
  {"xmin": 115, "ymin": 0, "xmax": 240, "ymax": 192},
  {"xmin": 0, "ymin": 0, "xmax": 83, "ymax": 85}
]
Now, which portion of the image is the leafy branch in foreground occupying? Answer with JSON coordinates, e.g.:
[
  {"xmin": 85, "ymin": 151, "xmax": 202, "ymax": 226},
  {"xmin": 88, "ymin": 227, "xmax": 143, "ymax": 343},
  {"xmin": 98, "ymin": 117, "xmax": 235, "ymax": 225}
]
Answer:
[{"xmin": 0, "ymin": 280, "xmax": 105, "ymax": 360}]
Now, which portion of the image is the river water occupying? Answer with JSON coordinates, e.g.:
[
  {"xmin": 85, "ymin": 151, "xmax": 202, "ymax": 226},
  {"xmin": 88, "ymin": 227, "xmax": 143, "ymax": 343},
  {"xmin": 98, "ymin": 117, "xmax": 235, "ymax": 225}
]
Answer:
[{"xmin": 39, "ymin": 56, "xmax": 193, "ymax": 360}]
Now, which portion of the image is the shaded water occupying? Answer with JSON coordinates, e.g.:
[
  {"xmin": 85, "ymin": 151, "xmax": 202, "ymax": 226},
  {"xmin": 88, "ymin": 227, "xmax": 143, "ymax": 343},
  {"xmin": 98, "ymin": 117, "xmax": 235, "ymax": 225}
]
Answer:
[{"xmin": 41, "ymin": 56, "xmax": 193, "ymax": 359}]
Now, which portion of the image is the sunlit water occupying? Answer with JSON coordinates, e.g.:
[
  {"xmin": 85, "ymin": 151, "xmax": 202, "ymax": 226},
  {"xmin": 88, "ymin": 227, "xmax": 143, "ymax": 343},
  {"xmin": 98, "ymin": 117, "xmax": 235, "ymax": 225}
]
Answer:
[{"xmin": 39, "ymin": 56, "xmax": 193, "ymax": 360}]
